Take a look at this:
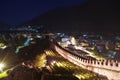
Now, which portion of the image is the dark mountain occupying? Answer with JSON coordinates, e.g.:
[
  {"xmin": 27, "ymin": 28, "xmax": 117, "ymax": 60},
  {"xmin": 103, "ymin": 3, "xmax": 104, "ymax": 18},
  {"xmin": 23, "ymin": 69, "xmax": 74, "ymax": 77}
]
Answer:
[
  {"xmin": 0, "ymin": 21, "xmax": 10, "ymax": 30},
  {"xmin": 23, "ymin": 0, "xmax": 120, "ymax": 32}
]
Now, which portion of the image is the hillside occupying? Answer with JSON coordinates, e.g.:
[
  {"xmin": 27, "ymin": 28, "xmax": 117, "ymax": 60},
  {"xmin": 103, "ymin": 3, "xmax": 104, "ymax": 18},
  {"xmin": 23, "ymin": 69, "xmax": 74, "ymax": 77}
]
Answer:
[
  {"xmin": 0, "ymin": 22, "xmax": 10, "ymax": 30},
  {"xmin": 22, "ymin": 0, "xmax": 120, "ymax": 32}
]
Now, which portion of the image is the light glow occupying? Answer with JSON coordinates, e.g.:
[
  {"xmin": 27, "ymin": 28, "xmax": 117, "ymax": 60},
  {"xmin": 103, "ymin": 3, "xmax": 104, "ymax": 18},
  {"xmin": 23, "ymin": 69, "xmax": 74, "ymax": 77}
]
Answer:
[{"xmin": 0, "ymin": 63, "xmax": 4, "ymax": 71}]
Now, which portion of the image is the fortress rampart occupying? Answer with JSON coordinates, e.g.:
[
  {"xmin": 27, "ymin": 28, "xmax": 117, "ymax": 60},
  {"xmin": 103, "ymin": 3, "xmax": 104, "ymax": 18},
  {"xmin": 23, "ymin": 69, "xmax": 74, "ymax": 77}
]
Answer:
[{"xmin": 51, "ymin": 42, "xmax": 120, "ymax": 80}]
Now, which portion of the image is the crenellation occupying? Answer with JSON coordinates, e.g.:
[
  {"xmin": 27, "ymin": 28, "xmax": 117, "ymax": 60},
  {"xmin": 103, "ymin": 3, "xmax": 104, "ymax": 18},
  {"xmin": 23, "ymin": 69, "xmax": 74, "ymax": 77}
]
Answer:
[
  {"xmin": 91, "ymin": 60, "xmax": 93, "ymax": 64},
  {"xmin": 81, "ymin": 58, "xmax": 83, "ymax": 62},
  {"xmin": 83, "ymin": 59, "xmax": 85, "ymax": 63},
  {"xmin": 107, "ymin": 59, "xmax": 114, "ymax": 66},
  {"xmin": 98, "ymin": 60, "xmax": 104, "ymax": 65},
  {"xmin": 84, "ymin": 60, "xmax": 87, "ymax": 63},
  {"xmin": 97, "ymin": 61, "xmax": 100, "ymax": 65},
  {"xmin": 112, "ymin": 62, "xmax": 118, "ymax": 67},
  {"xmin": 94, "ymin": 60, "xmax": 96, "ymax": 64},
  {"xmin": 77, "ymin": 56, "xmax": 79, "ymax": 60},
  {"xmin": 101, "ymin": 61, "xmax": 104, "ymax": 65},
  {"xmin": 74, "ymin": 55, "xmax": 76, "ymax": 59},
  {"xmin": 88, "ymin": 60, "xmax": 90, "ymax": 64},
  {"xmin": 110, "ymin": 63, "xmax": 113, "ymax": 66},
  {"xmin": 79, "ymin": 57, "xmax": 81, "ymax": 61},
  {"xmin": 84, "ymin": 59, "xmax": 87, "ymax": 63},
  {"xmin": 76, "ymin": 56, "xmax": 78, "ymax": 59},
  {"xmin": 81, "ymin": 58, "xmax": 84, "ymax": 62},
  {"xmin": 85, "ymin": 59, "xmax": 87, "ymax": 63},
  {"xmin": 105, "ymin": 61, "xmax": 108, "ymax": 66},
  {"xmin": 115, "ymin": 63, "xmax": 118, "ymax": 67},
  {"xmin": 118, "ymin": 62, "xmax": 120, "ymax": 67},
  {"xmin": 90, "ymin": 59, "xmax": 92, "ymax": 63},
  {"xmin": 114, "ymin": 60, "xmax": 118, "ymax": 63},
  {"xmin": 89, "ymin": 60, "xmax": 92, "ymax": 64}
]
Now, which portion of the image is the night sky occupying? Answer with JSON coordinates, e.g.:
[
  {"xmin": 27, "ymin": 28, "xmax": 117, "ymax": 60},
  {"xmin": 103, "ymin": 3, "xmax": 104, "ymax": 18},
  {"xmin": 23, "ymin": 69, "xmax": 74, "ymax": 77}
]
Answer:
[{"xmin": 0, "ymin": 0, "xmax": 86, "ymax": 25}]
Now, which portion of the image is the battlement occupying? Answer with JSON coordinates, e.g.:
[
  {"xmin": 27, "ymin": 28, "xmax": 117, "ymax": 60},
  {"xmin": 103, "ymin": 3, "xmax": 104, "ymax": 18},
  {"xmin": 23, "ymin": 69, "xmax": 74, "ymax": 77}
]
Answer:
[{"xmin": 73, "ymin": 55, "xmax": 120, "ymax": 71}]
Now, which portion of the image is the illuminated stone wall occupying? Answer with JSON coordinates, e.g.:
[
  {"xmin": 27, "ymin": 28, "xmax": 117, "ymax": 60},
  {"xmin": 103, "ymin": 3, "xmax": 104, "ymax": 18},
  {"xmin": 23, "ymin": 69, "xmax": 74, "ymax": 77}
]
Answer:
[{"xmin": 51, "ymin": 43, "xmax": 120, "ymax": 80}]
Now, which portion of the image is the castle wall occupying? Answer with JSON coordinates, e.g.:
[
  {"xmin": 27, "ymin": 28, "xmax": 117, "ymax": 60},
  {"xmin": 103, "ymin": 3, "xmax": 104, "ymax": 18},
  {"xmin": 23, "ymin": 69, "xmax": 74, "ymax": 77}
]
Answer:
[{"xmin": 51, "ymin": 43, "xmax": 120, "ymax": 80}]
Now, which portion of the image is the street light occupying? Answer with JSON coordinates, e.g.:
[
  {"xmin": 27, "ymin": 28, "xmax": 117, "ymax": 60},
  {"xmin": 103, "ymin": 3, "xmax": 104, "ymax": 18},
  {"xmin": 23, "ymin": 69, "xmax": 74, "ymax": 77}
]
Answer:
[
  {"xmin": 51, "ymin": 60, "xmax": 56, "ymax": 65},
  {"xmin": 0, "ymin": 63, "xmax": 5, "ymax": 72}
]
